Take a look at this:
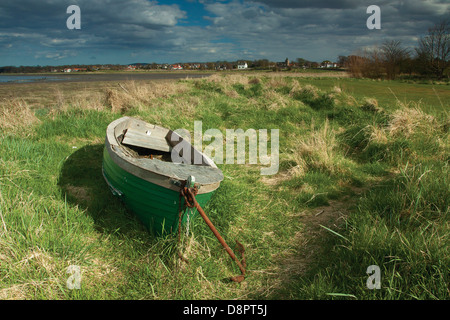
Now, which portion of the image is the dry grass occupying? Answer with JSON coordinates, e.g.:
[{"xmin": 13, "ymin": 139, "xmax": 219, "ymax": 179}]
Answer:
[
  {"xmin": 260, "ymin": 171, "xmax": 295, "ymax": 186},
  {"xmin": 288, "ymin": 83, "xmax": 323, "ymax": 102},
  {"xmin": 105, "ymin": 80, "xmax": 188, "ymax": 113},
  {"xmin": 0, "ymin": 246, "xmax": 60, "ymax": 299},
  {"xmin": 206, "ymin": 73, "xmax": 250, "ymax": 86},
  {"xmin": 361, "ymin": 97, "xmax": 383, "ymax": 113},
  {"xmin": 17, "ymin": 247, "xmax": 57, "ymax": 273},
  {"xmin": 387, "ymin": 105, "xmax": 438, "ymax": 138},
  {"xmin": 262, "ymin": 89, "xmax": 290, "ymax": 110},
  {"xmin": 364, "ymin": 124, "xmax": 389, "ymax": 145},
  {"xmin": 204, "ymin": 73, "xmax": 251, "ymax": 99},
  {"xmin": 201, "ymin": 73, "xmax": 273, "ymax": 102},
  {"xmin": 289, "ymin": 119, "xmax": 344, "ymax": 177},
  {"xmin": 0, "ymin": 280, "xmax": 53, "ymax": 300},
  {"xmin": 0, "ymin": 98, "xmax": 39, "ymax": 134},
  {"xmin": 299, "ymin": 84, "xmax": 321, "ymax": 99},
  {"xmin": 363, "ymin": 102, "xmax": 448, "ymax": 158},
  {"xmin": 331, "ymin": 86, "xmax": 342, "ymax": 94},
  {"xmin": 265, "ymin": 76, "xmax": 289, "ymax": 89},
  {"xmin": 64, "ymin": 90, "xmax": 106, "ymax": 112},
  {"xmin": 257, "ymin": 71, "xmax": 349, "ymax": 79}
]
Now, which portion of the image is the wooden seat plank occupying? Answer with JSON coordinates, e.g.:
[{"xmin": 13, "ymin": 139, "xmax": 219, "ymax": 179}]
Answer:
[{"xmin": 122, "ymin": 128, "xmax": 171, "ymax": 152}]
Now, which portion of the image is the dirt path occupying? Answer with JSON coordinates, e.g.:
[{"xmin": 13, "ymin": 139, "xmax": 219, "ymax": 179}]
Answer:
[
  {"xmin": 266, "ymin": 182, "xmax": 369, "ymax": 298},
  {"xmin": 280, "ymin": 197, "xmax": 352, "ymax": 279}
]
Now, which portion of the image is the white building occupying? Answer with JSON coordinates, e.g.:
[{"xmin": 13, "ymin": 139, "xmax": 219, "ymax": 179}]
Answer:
[{"xmin": 238, "ymin": 62, "xmax": 248, "ymax": 69}]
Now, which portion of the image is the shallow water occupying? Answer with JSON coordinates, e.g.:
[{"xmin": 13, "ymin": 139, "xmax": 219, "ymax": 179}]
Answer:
[
  {"xmin": 0, "ymin": 75, "xmax": 64, "ymax": 83},
  {"xmin": 0, "ymin": 72, "xmax": 211, "ymax": 84}
]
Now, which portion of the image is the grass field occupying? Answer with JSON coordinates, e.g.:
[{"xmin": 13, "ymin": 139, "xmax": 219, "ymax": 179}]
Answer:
[{"xmin": 0, "ymin": 72, "xmax": 448, "ymax": 299}]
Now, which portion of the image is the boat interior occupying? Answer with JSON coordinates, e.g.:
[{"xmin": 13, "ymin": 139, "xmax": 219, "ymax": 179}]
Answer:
[{"xmin": 115, "ymin": 118, "xmax": 212, "ymax": 167}]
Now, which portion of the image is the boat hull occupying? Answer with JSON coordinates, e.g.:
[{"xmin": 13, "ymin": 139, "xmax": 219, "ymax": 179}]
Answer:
[{"xmin": 102, "ymin": 146, "xmax": 215, "ymax": 235}]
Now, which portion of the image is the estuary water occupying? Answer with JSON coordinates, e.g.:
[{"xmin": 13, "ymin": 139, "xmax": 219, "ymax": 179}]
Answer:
[
  {"xmin": 0, "ymin": 72, "xmax": 211, "ymax": 84},
  {"xmin": 0, "ymin": 75, "xmax": 63, "ymax": 83}
]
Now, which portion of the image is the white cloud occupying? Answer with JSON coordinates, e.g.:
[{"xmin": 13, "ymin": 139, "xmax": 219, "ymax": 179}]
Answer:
[
  {"xmin": 87, "ymin": 0, "xmax": 186, "ymax": 27},
  {"xmin": 34, "ymin": 50, "xmax": 77, "ymax": 60}
]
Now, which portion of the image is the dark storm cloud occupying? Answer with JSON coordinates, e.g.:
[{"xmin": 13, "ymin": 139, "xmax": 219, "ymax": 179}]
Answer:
[
  {"xmin": 0, "ymin": 0, "xmax": 187, "ymax": 48},
  {"xmin": 200, "ymin": 0, "xmax": 449, "ymax": 61},
  {"xmin": 0, "ymin": 0, "xmax": 68, "ymax": 30},
  {"xmin": 1, "ymin": 0, "xmax": 449, "ymax": 65},
  {"xmin": 0, "ymin": 0, "xmax": 186, "ymax": 29},
  {"xmin": 0, "ymin": 0, "xmax": 204, "ymax": 66},
  {"xmin": 251, "ymin": 0, "xmax": 364, "ymax": 9}
]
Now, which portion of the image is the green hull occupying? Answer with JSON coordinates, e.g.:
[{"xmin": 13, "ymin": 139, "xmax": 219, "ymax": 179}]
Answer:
[{"xmin": 102, "ymin": 147, "xmax": 214, "ymax": 235}]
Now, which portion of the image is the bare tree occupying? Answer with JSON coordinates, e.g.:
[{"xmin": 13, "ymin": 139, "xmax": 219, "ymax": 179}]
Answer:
[
  {"xmin": 347, "ymin": 54, "xmax": 369, "ymax": 78},
  {"xmin": 347, "ymin": 47, "xmax": 385, "ymax": 79},
  {"xmin": 381, "ymin": 40, "xmax": 410, "ymax": 79},
  {"xmin": 337, "ymin": 55, "xmax": 349, "ymax": 68},
  {"xmin": 365, "ymin": 47, "xmax": 385, "ymax": 78},
  {"xmin": 416, "ymin": 19, "xmax": 449, "ymax": 78}
]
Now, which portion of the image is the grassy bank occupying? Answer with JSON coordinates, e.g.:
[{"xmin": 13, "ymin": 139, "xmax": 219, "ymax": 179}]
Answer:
[{"xmin": 0, "ymin": 73, "xmax": 448, "ymax": 299}]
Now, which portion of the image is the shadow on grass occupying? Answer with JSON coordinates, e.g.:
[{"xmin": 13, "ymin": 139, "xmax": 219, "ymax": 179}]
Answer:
[{"xmin": 57, "ymin": 144, "xmax": 157, "ymax": 242}]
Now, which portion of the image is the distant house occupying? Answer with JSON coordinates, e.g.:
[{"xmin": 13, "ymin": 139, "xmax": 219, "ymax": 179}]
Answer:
[
  {"xmin": 321, "ymin": 61, "xmax": 338, "ymax": 68},
  {"xmin": 127, "ymin": 65, "xmax": 137, "ymax": 70},
  {"xmin": 238, "ymin": 62, "xmax": 248, "ymax": 69},
  {"xmin": 64, "ymin": 68, "xmax": 72, "ymax": 73},
  {"xmin": 171, "ymin": 64, "xmax": 183, "ymax": 70}
]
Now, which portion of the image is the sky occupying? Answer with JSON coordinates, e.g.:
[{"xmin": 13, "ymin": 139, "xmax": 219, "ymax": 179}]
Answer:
[{"xmin": 0, "ymin": 0, "xmax": 448, "ymax": 66}]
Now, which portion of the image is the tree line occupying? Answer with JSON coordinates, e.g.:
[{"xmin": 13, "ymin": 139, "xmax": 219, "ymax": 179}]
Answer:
[{"xmin": 343, "ymin": 20, "xmax": 449, "ymax": 80}]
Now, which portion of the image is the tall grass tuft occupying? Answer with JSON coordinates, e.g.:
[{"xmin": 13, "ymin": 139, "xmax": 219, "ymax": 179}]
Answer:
[
  {"xmin": 105, "ymin": 80, "xmax": 188, "ymax": 113},
  {"xmin": 387, "ymin": 105, "xmax": 438, "ymax": 138},
  {"xmin": 0, "ymin": 98, "xmax": 39, "ymax": 135},
  {"xmin": 290, "ymin": 119, "xmax": 349, "ymax": 177}
]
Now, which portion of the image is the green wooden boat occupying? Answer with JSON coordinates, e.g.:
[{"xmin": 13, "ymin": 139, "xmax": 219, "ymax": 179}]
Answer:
[{"xmin": 102, "ymin": 116, "xmax": 223, "ymax": 235}]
